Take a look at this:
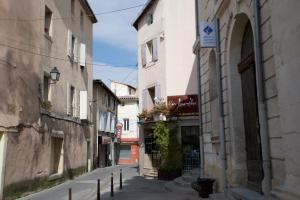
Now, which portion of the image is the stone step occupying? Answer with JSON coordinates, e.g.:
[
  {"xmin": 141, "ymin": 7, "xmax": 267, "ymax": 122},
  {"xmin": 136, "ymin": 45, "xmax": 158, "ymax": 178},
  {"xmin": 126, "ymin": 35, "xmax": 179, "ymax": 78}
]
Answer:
[
  {"xmin": 229, "ymin": 188, "xmax": 263, "ymax": 200},
  {"xmin": 165, "ymin": 181, "xmax": 198, "ymax": 195},
  {"xmin": 174, "ymin": 177, "xmax": 193, "ymax": 188},
  {"xmin": 209, "ymin": 193, "xmax": 228, "ymax": 200}
]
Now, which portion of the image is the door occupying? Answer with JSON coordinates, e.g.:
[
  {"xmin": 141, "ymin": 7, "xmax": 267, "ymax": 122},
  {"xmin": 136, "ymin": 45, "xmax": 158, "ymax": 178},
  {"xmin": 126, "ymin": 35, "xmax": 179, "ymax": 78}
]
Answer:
[{"xmin": 239, "ymin": 22, "xmax": 263, "ymax": 193}]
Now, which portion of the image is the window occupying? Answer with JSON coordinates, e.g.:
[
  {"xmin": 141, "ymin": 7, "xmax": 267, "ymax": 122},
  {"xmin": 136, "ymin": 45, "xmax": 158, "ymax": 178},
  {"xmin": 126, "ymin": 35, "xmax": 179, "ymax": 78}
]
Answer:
[
  {"xmin": 44, "ymin": 6, "xmax": 53, "ymax": 36},
  {"xmin": 67, "ymin": 30, "xmax": 78, "ymax": 61},
  {"xmin": 43, "ymin": 75, "xmax": 50, "ymax": 101},
  {"xmin": 145, "ymin": 138, "xmax": 156, "ymax": 154},
  {"xmin": 107, "ymin": 95, "xmax": 111, "ymax": 108},
  {"xmin": 148, "ymin": 86, "xmax": 155, "ymax": 106},
  {"xmin": 142, "ymin": 39, "xmax": 158, "ymax": 66},
  {"xmin": 80, "ymin": 11, "xmax": 84, "ymax": 32},
  {"xmin": 71, "ymin": 0, "xmax": 75, "ymax": 16},
  {"xmin": 70, "ymin": 86, "xmax": 75, "ymax": 116},
  {"xmin": 146, "ymin": 41, "xmax": 153, "ymax": 63},
  {"xmin": 123, "ymin": 119, "xmax": 129, "ymax": 131},
  {"xmin": 147, "ymin": 14, "xmax": 153, "ymax": 25}
]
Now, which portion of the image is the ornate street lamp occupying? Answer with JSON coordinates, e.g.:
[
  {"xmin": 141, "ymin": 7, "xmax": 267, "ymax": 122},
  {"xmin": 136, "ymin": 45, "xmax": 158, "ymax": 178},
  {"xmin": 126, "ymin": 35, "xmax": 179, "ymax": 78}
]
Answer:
[{"xmin": 50, "ymin": 67, "xmax": 60, "ymax": 83}]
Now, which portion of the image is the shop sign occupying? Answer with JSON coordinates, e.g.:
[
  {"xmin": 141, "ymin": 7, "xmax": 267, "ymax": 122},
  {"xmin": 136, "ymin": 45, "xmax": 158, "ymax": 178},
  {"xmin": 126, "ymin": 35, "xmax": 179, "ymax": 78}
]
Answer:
[
  {"xmin": 167, "ymin": 95, "xmax": 198, "ymax": 116},
  {"xmin": 200, "ymin": 22, "xmax": 216, "ymax": 48}
]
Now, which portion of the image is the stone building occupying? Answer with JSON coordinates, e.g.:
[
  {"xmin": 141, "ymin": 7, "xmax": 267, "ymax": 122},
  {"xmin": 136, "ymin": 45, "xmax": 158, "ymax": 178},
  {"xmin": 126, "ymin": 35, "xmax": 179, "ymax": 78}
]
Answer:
[
  {"xmin": 93, "ymin": 80, "xmax": 120, "ymax": 168},
  {"xmin": 110, "ymin": 81, "xmax": 139, "ymax": 165},
  {"xmin": 194, "ymin": 0, "xmax": 300, "ymax": 199},
  {"xmin": 0, "ymin": 0, "xmax": 96, "ymax": 198},
  {"xmin": 133, "ymin": 0, "xmax": 200, "ymax": 177}
]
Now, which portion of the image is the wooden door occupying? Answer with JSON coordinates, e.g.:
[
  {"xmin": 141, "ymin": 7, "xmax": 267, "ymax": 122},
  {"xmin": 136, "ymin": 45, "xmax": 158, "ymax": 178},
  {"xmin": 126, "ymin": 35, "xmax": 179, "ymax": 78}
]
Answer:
[{"xmin": 239, "ymin": 22, "xmax": 263, "ymax": 192}]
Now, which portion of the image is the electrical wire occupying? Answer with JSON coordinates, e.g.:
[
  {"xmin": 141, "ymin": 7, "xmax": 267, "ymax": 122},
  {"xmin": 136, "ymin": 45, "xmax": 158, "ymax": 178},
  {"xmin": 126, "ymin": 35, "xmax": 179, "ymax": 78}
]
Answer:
[
  {"xmin": 0, "ymin": 4, "xmax": 146, "ymax": 22},
  {"xmin": 0, "ymin": 42, "xmax": 137, "ymax": 69}
]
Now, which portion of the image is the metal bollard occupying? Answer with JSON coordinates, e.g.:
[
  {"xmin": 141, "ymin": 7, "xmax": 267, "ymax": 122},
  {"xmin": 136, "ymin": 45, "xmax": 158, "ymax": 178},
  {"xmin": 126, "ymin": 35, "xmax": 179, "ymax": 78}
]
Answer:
[
  {"xmin": 69, "ymin": 188, "xmax": 72, "ymax": 200},
  {"xmin": 97, "ymin": 179, "xmax": 100, "ymax": 200},
  {"xmin": 120, "ymin": 169, "xmax": 123, "ymax": 190},
  {"xmin": 111, "ymin": 173, "xmax": 114, "ymax": 197}
]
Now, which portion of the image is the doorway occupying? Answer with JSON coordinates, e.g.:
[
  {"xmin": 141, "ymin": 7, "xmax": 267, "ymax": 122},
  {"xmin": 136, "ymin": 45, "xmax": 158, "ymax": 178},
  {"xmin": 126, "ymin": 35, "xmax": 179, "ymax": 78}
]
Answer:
[{"xmin": 238, "ymin": 22, "xmax": 263, "ymax": 192}]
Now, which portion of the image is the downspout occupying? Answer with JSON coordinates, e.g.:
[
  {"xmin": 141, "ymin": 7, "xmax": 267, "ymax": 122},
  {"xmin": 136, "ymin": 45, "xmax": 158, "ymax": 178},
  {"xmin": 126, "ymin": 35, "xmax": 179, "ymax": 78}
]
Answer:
[
  {"xmin": 215, "ymin": 18, "xmax": 228, "ymax": 194},
  {"xmin": 195, "ymin": 0, "xmax": 204, "ymax": 177},
  {"xmin": 253, "ymin": 0, "xmax": 271, "ymax": 196}
]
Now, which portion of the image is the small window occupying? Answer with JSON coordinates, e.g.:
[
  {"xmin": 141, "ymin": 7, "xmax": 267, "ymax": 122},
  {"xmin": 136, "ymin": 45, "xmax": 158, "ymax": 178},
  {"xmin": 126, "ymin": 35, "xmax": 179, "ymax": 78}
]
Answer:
[
  {"xmin": 146, "ymin": 40, "xmax": 153, "ymax": 63},
  {"xmin": 71, "ymin": 35, "xmax": 75, "ymax": 58},
  {"xmin": 50, "ymin": 137, "xmax": 64, "ymax": 175},
  {"xmin": 80, "ymin": 11, "xmax": 84, "ymax": 32},
  {"xmin": 70, "ymin": 86, "xmax": 75, "ymax": 117},
  {"xmin": 148, "ymin": 87, "xmax": 155, "ymax": 107},
  {"xmin": 43, "ymin": 75, "xmax": 50, "ymax": 101},
  {"xmin": 123, "ymin": 119, "xmax": 129, "ymax": 131},
  {"xmin": 71, "ymin": 0, "xmax": 75, "ymax": 16},
  {"xmin": 44, "ymin": 6, "xmax": 53, "ymax": 36},
  {"xmin": 147, "ymin": 14, "xmax": 153, "ymax": 25}
]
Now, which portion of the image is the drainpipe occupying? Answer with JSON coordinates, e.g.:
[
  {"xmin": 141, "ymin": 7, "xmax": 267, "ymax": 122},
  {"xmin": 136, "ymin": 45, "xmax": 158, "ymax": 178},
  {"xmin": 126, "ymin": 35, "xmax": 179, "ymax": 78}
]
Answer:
[
  {"xmin": 195, "ymin": 0, "xmax": 204, "ymax": 177},
  {"xmin": 215, "ymin": 18, "xmax": 228, "ymax": 194},
  {"xmin": 253, "ymin": 0, "xmax": 271, "ymax": 196}
]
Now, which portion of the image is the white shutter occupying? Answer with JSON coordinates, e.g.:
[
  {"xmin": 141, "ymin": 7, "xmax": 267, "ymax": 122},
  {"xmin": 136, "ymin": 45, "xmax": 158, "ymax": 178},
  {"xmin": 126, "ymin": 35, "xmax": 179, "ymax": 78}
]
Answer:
[
  {"xmin": 155, "ymin": 84, "xmax": 161, "ymax": 99},
  {"xmin": 106, "ymin": 112, "xmax": 111, "ymax": 132},
  {"xmin": 152, "ymin": 38, "xmax": 158, "ymax": 62},
  {"xmin": 111, "ymin": 115, "xmax": 115, "ymax": 133},
  {"xmin": 96, "ymin": 109, "xmax": 100, "ymax": 131},
  {"xmin": 74, "ymin": 38, "xmax": 78, "ymax": 62},
  {"xmin": 67, "ymin": 83, "xmax": 71, "ymax": 115},
  {"xmin": 80, "ymin": 91, "xmax": 88, "ymax": 119},
  {"xmin": 141, "ymin": 44, "xmax": 146, "ymax": 67},
  {"xmin": 80, "ymin": 43, "xmax": 86, "ymax": 67},
  {"xmin": 67, "ymin": 30, "xmax": 72, "ymax": 56}
]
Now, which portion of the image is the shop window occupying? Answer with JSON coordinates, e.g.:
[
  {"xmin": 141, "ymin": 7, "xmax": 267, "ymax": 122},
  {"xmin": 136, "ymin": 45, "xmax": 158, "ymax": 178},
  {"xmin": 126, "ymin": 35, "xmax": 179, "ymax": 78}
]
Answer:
[{"xmin": 120, "ymin": 145, "xmax": 131, "ymax": 159}]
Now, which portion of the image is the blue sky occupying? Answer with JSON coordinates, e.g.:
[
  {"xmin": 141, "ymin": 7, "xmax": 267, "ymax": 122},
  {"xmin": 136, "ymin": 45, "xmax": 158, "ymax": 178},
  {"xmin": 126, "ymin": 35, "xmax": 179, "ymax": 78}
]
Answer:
[{"xmin": 88, "ymin": 0, "xmax": 148, "ymax": 87}]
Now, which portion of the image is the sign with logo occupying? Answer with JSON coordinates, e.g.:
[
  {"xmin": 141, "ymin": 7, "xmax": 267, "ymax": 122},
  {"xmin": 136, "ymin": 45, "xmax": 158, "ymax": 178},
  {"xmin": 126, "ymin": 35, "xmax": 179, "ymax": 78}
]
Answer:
[
  {"xmin": 167, "ymin": 95, "xmax": 199, "ymax": 116},
  {"xmin": 200, "ymin": 22, "xmax": 216, "ymax": 48}
]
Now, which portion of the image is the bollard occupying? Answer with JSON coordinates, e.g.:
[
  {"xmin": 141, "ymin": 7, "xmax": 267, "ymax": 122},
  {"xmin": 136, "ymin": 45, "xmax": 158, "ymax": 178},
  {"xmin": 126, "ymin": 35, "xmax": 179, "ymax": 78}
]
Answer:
[
  {"xmin": 97, "ymin": 179, "xmax": 100, "ymax": 200},
  {"xmin": 111, "ymin": 173, "xmax": 114, "ymax": 197},
  {"xmin": 69, "ymin": 188, "xmax": 72, "ymax": 200},
  {"xmin": 120, "ymin": 169, "xmax": 123, "ymax": 190}
]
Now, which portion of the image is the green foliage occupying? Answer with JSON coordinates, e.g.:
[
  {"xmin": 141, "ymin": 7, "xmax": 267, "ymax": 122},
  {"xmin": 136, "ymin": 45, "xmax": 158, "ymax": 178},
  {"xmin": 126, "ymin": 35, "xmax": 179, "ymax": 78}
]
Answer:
[
  {"xmin": 153, "ymin": 121, "xmax": 182, "ymax": 171},
  {"xmin": 41, "ymin": 101, "xmax": 52, "ymax": 111}
]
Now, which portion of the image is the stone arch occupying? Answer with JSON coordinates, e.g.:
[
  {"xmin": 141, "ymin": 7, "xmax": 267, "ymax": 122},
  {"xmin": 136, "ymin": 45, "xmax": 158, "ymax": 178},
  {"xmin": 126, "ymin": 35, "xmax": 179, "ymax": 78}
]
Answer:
[{"xmin": 226, "ymin": 12, "xmax": 255, "ymax": 188}]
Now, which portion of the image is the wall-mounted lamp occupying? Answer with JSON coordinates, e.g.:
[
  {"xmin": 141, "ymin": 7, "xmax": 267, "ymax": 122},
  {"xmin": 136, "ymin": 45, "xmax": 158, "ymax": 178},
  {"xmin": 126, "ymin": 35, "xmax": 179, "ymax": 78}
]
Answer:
[{"xmin": 50, "ymin": 67, "xmax": 60, "ymax": 83}]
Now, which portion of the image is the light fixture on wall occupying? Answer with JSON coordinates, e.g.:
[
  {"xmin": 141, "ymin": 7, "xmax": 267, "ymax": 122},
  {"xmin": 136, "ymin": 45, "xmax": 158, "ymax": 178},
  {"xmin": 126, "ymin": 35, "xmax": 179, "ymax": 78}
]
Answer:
[{"xmin": 50, "ymin": 67, "xmax": 60, "ymax": 83}]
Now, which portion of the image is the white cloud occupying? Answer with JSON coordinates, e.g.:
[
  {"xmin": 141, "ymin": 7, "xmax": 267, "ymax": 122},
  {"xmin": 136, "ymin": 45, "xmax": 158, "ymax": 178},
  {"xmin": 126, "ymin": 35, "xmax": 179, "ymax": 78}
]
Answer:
[
  {"xmin": 93, "ymin": 62, "xmax": 138, "ymax": 88},
  {"xmin": 88, "ymin": 0, "xmax": 147, "ymax": 52}
]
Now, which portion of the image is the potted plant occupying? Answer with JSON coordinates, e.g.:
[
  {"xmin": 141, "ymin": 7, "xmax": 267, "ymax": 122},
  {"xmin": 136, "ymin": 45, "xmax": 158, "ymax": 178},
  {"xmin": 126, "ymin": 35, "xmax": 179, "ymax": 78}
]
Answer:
[
  {"xmin": 191, "ymin": 178, "xmax": 215, "ymax": 198},
  {"xmin": 41, "ymin": 100, "xmax": 52, "ymax": 111},
  {"xmin": 151, "ymin": 101, "xmax": 168, "ymax": 121},
  {"xmin": 137, "ymin": 110, "xmax": 152, "ymax": 122},
  {"xmin": 154, "ymin": 121, "xmax": 182, "ymax": 180}
]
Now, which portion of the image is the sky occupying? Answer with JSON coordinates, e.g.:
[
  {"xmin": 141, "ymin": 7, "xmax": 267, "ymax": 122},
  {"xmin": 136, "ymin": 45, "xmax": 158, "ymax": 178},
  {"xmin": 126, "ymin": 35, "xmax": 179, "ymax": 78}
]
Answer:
[{"xmin": 88, "ymin": 0, "xmax": 148, "ymax": 88}]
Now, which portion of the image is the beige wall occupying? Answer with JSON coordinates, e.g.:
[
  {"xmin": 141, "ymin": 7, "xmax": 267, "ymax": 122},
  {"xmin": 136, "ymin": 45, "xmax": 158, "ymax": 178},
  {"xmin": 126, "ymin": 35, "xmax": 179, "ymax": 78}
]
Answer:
[
  {"xmin": 0, "ymin": 0, "xmax": 95, "ymax": 198},
  {"xmin": 197, "ymin": 0, "xmax": 300, "ymax": 198}
]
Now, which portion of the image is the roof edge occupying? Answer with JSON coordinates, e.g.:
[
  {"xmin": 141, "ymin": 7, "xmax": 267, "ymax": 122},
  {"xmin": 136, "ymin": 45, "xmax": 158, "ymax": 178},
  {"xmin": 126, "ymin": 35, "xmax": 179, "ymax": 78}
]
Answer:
[
  {"xmin": 132, "ymin": 0, "xmax": 156, "ymax": 30},
  {"xmin": 79, "ymin": 0, "xmax": 98, "ymax": 23},
  {"xmin": 93, "ymin": 80, "xmax": 121, "ymax": 103}
]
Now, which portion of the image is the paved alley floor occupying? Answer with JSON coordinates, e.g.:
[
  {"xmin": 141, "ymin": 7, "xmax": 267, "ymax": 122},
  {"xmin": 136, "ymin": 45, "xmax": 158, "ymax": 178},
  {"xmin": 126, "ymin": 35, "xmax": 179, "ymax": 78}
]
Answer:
[
  {"xmin": 18, "ymin": 165, "xmax": 201, "ymax": 200},
  {"xmin": 99, "ymin": 176, "xmax": 199, "ymax": 200}
]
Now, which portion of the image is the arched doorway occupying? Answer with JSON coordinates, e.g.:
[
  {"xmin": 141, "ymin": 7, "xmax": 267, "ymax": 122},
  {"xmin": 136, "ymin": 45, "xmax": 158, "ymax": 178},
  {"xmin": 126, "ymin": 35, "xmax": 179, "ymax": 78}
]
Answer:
[{"xmin": 238, "ymin": 21, "xmax": 263, "ymax": 192}]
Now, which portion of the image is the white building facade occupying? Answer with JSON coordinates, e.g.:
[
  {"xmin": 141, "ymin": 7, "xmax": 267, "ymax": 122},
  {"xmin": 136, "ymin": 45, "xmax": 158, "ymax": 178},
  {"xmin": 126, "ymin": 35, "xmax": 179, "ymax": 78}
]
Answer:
[
  {"xmin": 111, "ymin": 82, "xmax": 139, "ymax": 165},
  {"xmin": 133, "ymin": 0, "xmax": 200, "ymax": 176}
]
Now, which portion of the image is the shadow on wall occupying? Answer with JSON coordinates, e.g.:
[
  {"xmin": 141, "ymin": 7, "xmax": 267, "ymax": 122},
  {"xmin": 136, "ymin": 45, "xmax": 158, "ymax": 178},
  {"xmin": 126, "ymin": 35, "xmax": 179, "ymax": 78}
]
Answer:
[{"xmin": 185, "ymin": 58, "xmax": 199, "ymax": 95}]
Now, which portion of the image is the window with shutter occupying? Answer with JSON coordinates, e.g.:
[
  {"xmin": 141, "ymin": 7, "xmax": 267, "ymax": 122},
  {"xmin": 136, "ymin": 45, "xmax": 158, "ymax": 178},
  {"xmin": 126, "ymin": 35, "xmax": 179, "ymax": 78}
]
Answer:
[
  {"xmin": 80, "ymin": 43, "xmax": 86, "ymax": 67},
  {"xmin": 152, "ymin": 38, "xmax": 158, "ymax": 62},
  {"xmin": 67, "ymin": 30, "xmax": 72, "ymax": 57},
  {"xmin": 141, "ymin": 44, "xmax": 146, "ymax": 67},
  {"xmin": 45, "ymin": 6, "xmax": 53, "ymax": 37},
  {"xmin": 73, "ymin": 38, "xmax": 78, "ymax": 62},
  {"xmin": 67, "ymin": 83, "xmax": 71, "ymax": 115},
  {"xmin": 80, "ymin": 91, "xmax": 88, "ymax": 120},
  {"xmin": 155, "ymin": 84, "xmax": 161, "ymax": 100}
]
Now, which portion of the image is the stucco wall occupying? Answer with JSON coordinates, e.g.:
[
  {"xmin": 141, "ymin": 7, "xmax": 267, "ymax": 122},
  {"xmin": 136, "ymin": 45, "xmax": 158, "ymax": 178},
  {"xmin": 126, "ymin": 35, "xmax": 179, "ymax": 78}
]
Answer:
[{"xmin": 197, "ymin": 0, "xmax": 300, "ymax": 195}]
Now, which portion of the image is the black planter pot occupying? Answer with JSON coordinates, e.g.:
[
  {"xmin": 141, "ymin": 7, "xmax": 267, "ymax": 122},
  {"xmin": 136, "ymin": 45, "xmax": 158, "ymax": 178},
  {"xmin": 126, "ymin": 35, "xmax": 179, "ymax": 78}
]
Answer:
[
  {"xmin": 191, "ymin": 178, "xmax": 215, "ymax": 198},
  {"xmin": 158, "ymin": 169, "xmax": 182, "ymax": 181}
]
